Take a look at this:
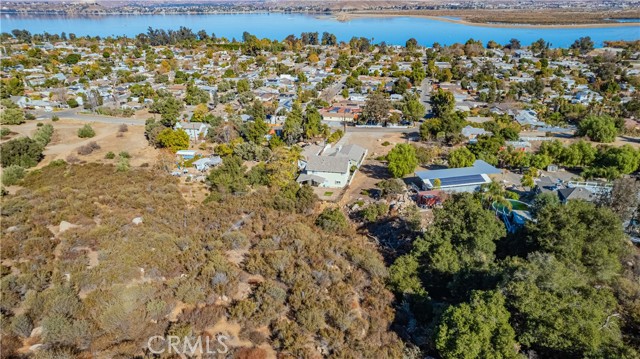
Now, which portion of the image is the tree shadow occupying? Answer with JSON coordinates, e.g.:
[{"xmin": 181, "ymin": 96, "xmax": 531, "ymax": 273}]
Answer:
[
  {"xmin": 358, "ymin": 162, "xmax": 392, "ymax": 180},
  {"xmin": 619, "ymin": 135, "xmax": 640, "ymax": 144},
  {"xmin": 356, "ymin": 216, "xmax": 420, "ymax": 265},
  {"xmin": 401, "ymin": 130, "xmax": 421, "ymax": 142}
]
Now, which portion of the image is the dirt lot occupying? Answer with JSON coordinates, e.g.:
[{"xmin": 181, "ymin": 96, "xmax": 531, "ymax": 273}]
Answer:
[
  {"xmin": 336, "ymin": 130, "xmax": 416, "ymax": 205},
  {"xmin": 2, "ymin": 119, "xmax": 158, "ymax": 167},
  {"xmin": 2, "ymin": 118, "xmax": 216, "ymax": 203}
]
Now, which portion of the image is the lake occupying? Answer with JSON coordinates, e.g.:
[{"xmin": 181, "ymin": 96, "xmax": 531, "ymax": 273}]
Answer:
[{"xmin": 2, "ymin": 13, "xmax": 639, "ymax": 47}]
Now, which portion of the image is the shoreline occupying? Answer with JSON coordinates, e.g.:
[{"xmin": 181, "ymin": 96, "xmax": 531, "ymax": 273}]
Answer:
[
  {"xmin": 335, "ymin": 12, "xmax": 640, "ymax": 29},
  {"xmin": 2, "ymin": 10, "xmax": 639, "ymax": 29}
]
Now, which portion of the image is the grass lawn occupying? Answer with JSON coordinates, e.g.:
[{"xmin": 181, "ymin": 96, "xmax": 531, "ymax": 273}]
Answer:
[{"xmin": 324, "ymin": 191, "xmax": 334, "ymax": 196}]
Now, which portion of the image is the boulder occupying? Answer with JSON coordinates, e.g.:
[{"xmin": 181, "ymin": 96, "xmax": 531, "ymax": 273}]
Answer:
[
  {"xmin": 30, "ymin": 326, "xmax": 43, "ymax": 338},
  {"xmin": 29, "ymin": 344, "xmax": 44, "ymax": 352},
  {"xmin": 132, "ymin": 217, "xmax": 143, "ymax": 225},
  {"xmin": 59, "ymin": 221, "xmax": 78, "ymax": 233}
]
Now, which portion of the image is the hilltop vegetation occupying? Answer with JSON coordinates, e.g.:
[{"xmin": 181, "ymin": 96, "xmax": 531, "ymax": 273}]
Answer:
[
  {"xmin": 389, "ymin": 192, "xmax": 640, "ymax": 358},
  {"xmin": 0, "ymin": 162, "xmax": 402, "ymax": 357}
]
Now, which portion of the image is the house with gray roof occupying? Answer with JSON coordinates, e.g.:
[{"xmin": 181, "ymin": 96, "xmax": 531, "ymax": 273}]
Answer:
[
  {"xmin": 193, "ymin": 156, "xmax": 222, "ymax": 172},
  {"xmin": 174, "ymin": 122, "xmax": 210, "ymax": 141},
  {"xmin": 461, "ymin": 125, "xmax": 491, "ymax": 141},
  {"xmin": 557, "ymin": 187, "xmax": 597, "ymax": 203},
  {"xmin": 514, "ymin": 109, "xmax": 547, "ymax": 128},
  {"xmin": 324, "ymin": 144, "xmax": 368, "ymax": 168},
  {"xmin": 298, "ymin": 156, "xmax": 350, "ymax": 188},
  {"xmin": 297, "ymin": 143, "xmax": 367, "ymax": 188}
]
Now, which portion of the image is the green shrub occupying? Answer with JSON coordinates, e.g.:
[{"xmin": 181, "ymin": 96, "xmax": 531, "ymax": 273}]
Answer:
[
  {"xmin": 327, "ymin": 129, "xmax": 344, "ymax": 144},
  {"xmin": 119, "ymin": 151, "xmax": 131, "ymax": 159},
  {"xmin": 66, "ymin": 98, "xmax": 78, "ymax": 108},
  {"xmin": 0, "ymin": 108, "xmax": 25, "ymax": 125},
  {"xmin": 316, "ymin": 208, "xmax": 348, "ymax": 233},
  {"xmin": 0, "ymin": 137, "xmax": 43, "ymax": 167},
  {"xmin": 382, "ymin": 141, "xmax": 391, "ymax": 146},
  {"xmin": 116, "ymin": 157, "xmax": 130, "ymax": 172},
  {"xmin": 360, "ymin": 203, "xmax": 389, "ymax": 222},
  {"xmin": 33, "ymin": 124, "xmax": 54, "ymax": 147},
  {"xmin": 1, "ymin": 165, "xmax": 26, "ymax": 186},
  {"xmin": 10, "ymin": 314, "xmax": 33, "ymax": 337},
  {"xmin": 0, "ymin": 127, "xmax": 10, "ymax": 137},
  {"xmin": 104, "ymin": 151, "xmax": 115, "ymax": 159},
  {"xmin": 77, "ymin": 124, "xmax": 95, "ymax": 138},
  {"xmin": 51, "ymin": 115, "xmax": 60, "ymax": 122}
]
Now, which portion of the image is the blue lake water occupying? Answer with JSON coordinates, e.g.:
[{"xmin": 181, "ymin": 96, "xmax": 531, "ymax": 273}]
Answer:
[
  {"xmin": 2, "ymin": 13, "xmax": 639, "ymax": 47},
  {"xmin": 610, "ymin": 18, "xmax": 640, "ymax": 23}
]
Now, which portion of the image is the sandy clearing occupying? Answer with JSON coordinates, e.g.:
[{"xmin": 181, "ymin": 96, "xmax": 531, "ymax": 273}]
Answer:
[
  {"xmin": 2, "ymin": 118, "xmax": 161, "ymax": 168},
  {"xmin": 336, "ymin": 130, "xmax": 409, "ymax": 205},
  {"xmin": 205, "ymin": 318, "xmax": 253, "ymax": 347},
  {"xmin": 226, "ymin": 249, "xmax": 249, "ymax": 267}
]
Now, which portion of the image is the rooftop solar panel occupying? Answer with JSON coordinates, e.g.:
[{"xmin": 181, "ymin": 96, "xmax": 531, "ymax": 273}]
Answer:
[
  {"xmin": 438, "ymin": 174, "xmax": 486, "ymax": 187},
  {"xmin": 415, "ymin": 160, "xmax": 502, "ymax": 181}
]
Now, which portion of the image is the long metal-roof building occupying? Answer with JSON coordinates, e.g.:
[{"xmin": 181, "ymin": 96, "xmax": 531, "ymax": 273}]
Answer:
[{"xmin": 415, "ymin": 160, "xmax": 502, "ymax": 192}]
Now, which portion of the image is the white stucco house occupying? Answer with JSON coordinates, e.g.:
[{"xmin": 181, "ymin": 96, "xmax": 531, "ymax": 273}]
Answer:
[
  {"xmin": 297, "ymin": 143, "xmax": 368, "ymax": 188},
  {"xmin": 298, "ymin": 156, "xmax": 351, "ymax": 188},
  {"xmin": 174, "ymin": 122, "xmax": 210, "ymax": 141},
  {"xmin": 193, "ymin": 156, "xmax": 222, "ymax": 171}
]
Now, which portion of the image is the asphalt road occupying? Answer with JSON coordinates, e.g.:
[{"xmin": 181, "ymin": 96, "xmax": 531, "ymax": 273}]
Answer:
[
  {"xmin": 346, "ymin": 126, "xmax": 418, "ymax": 134},
  {"xmin": 320, "ymin": 74, "xmax": 346, "ymax": 102},
  {"xmin": 419, "ymin": 78, "xmax": 433, "ymax": 115}
]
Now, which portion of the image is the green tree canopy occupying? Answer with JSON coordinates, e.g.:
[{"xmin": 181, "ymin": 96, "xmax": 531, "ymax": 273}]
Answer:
[
  {"xmin": 559, "ymin": 140, "xmax": 596, "ymax": 168},
  {"xmin": 436, "ymin": 290, "xmax": 521, "ymax": 359},
  {"xmin": 503, "ymin": 253, "xmax": 623, "ymax": 356},
  {"xmin": 402, "ymin": 94, "xmax": 426, "ymax": 122},
  {"xmin": 157, "ymin": 128, "xmax": 190, "ymax": 152},
  {"xmin": 1, "ymin": 108, "xmax": 25, "ymax": 125},
  {"xmin": 390, "ymin": 194, "xmax": 506, "ymax": 300},
  {"xmin": 243, "ymin": 117, "xmax": 269, "ymax": 144},
  {"xmin": 150, "ymin": 95, "xmax": 184, "ymax": 127},
  {"xmin": 362, "ymin": 92, "xmax": 391, "ymax": 124},
  {"xmin": 420, "ymin": 111, "xmax": 466, "ymax": 141},
  {"xmin": 184, "ymin": 82, "xmax": 210, "ymax": 105},
  {"xmin": 207, "ymin": 155, "xmax": 248, "ymax": 194},
  {"xmin": 247, "ymin": 99, "xmax": 266, "ymax": 122},
  {"xmin": 386, "ymin": 143, "xmax": 418, "ymax": 178},
  {"xmin": 303, "ymin": 106, "xmax": 326, "ymax": 139},
  {"xmin": 315, "ymin": 207, "xmax": 348, "ymax": 233},
  {"xmin": 577, "ymin": 115, "xmax": 618, "ymax": 143},
  {"xmin": 0, "ymin": 137, "xmax": 43, "ymax": 168},
  {"xmin": 283, "ymin": 103, "xmax": 303, "ymax": 144},
  {"xmin": 525, "ymin": 200, "xmax": 625, "ymax": 282},
  {"xmin": 448, "ymin": 147, "xmax": 476, "ymax": 168},
  {"xmin": 431, "ymin": 89, "xmax": 455, "ymax": 118}
]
